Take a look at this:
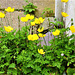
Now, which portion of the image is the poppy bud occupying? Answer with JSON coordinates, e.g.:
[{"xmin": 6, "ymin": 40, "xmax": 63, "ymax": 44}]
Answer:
[
  {"xmin": 0, "ymin": 36, "xmax": 2, "ymax": 38},
  {"xmin": 53, "ymin": 38, "xmax": 55, "ymax": 41},
  {"xmin": 51, "ymin": 48, "xmax": 52, "ymax": 50},
  {"xmin": 25, "ymin": 32, "xmax": 27, "ymax": 35}
]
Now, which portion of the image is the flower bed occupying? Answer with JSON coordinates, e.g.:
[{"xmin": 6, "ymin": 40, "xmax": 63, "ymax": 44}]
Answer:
[{"xmin": 0, "ymin": 1, "xmax": 75, "ymax": 75}]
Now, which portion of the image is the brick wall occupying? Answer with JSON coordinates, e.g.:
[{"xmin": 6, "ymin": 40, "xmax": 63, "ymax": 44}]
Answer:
[{"xmin": 0, "ymin": 0, "xmax": 55, "ymax": 31}]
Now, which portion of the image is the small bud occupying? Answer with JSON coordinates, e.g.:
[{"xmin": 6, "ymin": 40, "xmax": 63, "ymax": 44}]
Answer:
[
  {"xmin": 54, "ymin": 26, "xmax": 56, "ymax": 29},
  {"xmin": 4, "ymin": 11, "xmax": 6, "ymax": 14},
  {"xmin": 25, "ymin": 32, "xmax": 27, "ymax": 35},
  {"xmin": 13, "ymin": 56, "xmax": 16, "ymax": 59},
  {"xmin": 71, "ymin": 18, "xmax": 73, "ymax": 21},
  {"xmin": 48, "ymin": 18, "xmax": 50, "ymax": 21},
  {"xmin": 51, "ymin": 48, "xmax": 52, "ymax": 50},
  {"xmin": 18, "ymin": 16, "xmax": 20, "ymax": 20},
  {"xmin": 50, "ymin": 33, "xmax": 52, "ymax": 36},
  {"xmin": 0, "ymin": 36, "xmax": 2, "ymax": 38},
  {"xmin": 53, "ymin": 38, "xmax": 55, "ymax": 41},
  {"xmin": 71, "ymin": 23, "xmax": 73, "ymax": 25},
  {"xmin": 14, "ymin": 68, "xmax": 17, "ymax": 69},
  {"xmin": 54, "ymin": 18, "xmax": 57, "ymax": 21}
]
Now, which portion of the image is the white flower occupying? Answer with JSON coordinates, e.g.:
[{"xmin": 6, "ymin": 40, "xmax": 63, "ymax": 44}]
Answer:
[{"xmin": 61, "ymin": 53, "xmax": 64, "ymax": 56}]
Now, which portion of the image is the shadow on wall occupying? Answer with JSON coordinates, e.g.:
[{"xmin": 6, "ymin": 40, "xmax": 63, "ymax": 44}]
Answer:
[{"xmin": 37, "ymin": 32, "xmax": 54, "ymax": 46}]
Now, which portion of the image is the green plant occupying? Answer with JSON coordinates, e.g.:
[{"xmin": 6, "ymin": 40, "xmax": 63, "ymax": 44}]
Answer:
[
  {"xmin": 0, "ymin": 26, "xmax": 57, "ymax": 75},
  {"xmin": 43, "ymin": 27, "xmax": 75, "ymax": 74},
  {"xmin": 49, "ymin": 18, "xmax": 64, "ymax": 29},
  {"xmin": 23, "ymin": 0, "xmax": 37, "ymax": 15},
  {"xmin": 41, "ymin": 8, "xmax": 54, "ymax": 18},
  {"xmin": 0, "ymin": 6, "xmax": 75, "ymax": 75},
  {"xmin": 0, "ymin": 10, "xmax": 52, "ymax": 75}
]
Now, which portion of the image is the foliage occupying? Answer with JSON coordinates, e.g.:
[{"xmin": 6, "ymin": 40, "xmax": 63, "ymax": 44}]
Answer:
[
  {"xmin": 23, "ymin": 1, "xmax": 37, "ymax": 15},
  {"xmin": 49, "ymin": 18, "xmax": 64, "ymax": 28},
  {"xmin": 0, "ymin": 20, "xmax": 75, "ymax": 75},
  {"xmin": 0, "ymin": 26, "xmax": 58, "ymax": 75},
  {"xmin": 0, "ymin": 4, "xmax": 75, "ymax": 75},
  {"xmin": 43, "ymin": 27, "xmax": 75, "ymax": 74},
  {"xmin": 41, "ymin": 8, "xmax": 54, "ymax": 18}
]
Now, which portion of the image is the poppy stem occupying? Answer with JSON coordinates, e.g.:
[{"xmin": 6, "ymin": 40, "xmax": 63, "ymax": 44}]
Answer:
[
  {"xmin": 43, "ymin": 37, "xmax": 47, "ymax": 46},
  {"xmin": 10, "ymin": 13, "xmax": 12, "ymax": 26}
]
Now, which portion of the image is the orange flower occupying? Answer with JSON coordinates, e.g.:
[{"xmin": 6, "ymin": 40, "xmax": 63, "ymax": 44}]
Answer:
[{"xmin": 0, "ymin": 36, "xmax": 2, "ymax": 38}]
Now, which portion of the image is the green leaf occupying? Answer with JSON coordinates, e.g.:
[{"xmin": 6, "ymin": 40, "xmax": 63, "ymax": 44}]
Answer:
[
  {"xmin": 34, "ymin": 65, "xmax": 41, "ymax": 71},
  {"xmin": 5, "ymin": 49, "xmax": 10, "ymax": 52},
  {"xmin": 22, "ymin": 67, "xmax": 31, "ymax": 74},
  {"xmin": 73, "ymin": 73, "xmax": 75, "ymax": 75},
  {"xmin": 4, "ymin": 62, "xmax": 9, "ymax": 66},
  {"xmin": 27, "ymin": 64, "xmax": 34, "ymax": 68},
  {"xmin": 0, "ymin": 71, "xmax": 5, "ymax": 74},
  {"xmin": 7, "ymin": 69, "xmax": 17, "ymax": 75},
  {"xmin": 67, "ymin": 68, "xmax": 75, "ymax": 75},
  {"xmin": 41, "ymin": 68, "xmax": 50, "ymax": 75},
  {"xmin": 29, "ymin": 9, "xmax": 33, "ymax": 12},
  {"xmin": 34, "ymin": 59, "xmax": 42, "ymax": 63},
  {"xmin": 24, "ymin": 0, "xmax": 28, "ymax": 3},
  {"xmin": 0, "ymin": 62, "xmax": 9, "ymax": 68},
  {"xmin": 11, "ymin": 29, "xmax": 16, "ymax": 34},
  {"xmin": 16, "ymin": 55, "xmax": 23, "ymax": 64},
  {"xmin": 1, "ymin": 45, "xmax": 7, "ymax": 49},
  {"xmin": 52, "ymin": 61, "xmax": 61, "ymax": 69},
  {"xmin": 9, "ymin": 63, "xmax": 15, "ymax": 68}
]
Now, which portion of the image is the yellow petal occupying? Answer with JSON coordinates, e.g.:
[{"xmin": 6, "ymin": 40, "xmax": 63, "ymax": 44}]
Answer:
[
  {"xmin": 70, "ymin": 25, "xmax": 75, "ymax": 33},
  {"xmin": 5, "ymin": 7, "xmax": 14, "ymax": 12},
  {"xmin": 29, "ymin": 15, "xmax": 34, "ymax": 20},
  {"xmin": 61, "ymin": 0, "xmax": 69, "ymax": 3},
  {"xmin": 61, "ymin": 12, "xmax": 69, "ymax": 17},
  {"xmin": 20, "ymin": 17, "xmax": 28, "ymax": 22},
  {"xmin": 31, "ymin": 22, "xmax": 35, "ymax": 26},
  {"xmin": 37, "ymin": 27, "xmax": 44, "ymax": 32}
]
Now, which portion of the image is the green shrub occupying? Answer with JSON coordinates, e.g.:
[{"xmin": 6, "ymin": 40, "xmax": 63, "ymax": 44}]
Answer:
[{"xmin": 23, "ymin": 0, "xmax": 37, "ymax": 15}]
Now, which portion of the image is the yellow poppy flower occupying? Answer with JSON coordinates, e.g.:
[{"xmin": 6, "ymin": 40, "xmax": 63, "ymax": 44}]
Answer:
[
  {"xmin": 34, "ymin": 18, "xmax": 41, "ymax": 24},
  {"xmin": 20, "ymin": 17, "xmax": 28, "ymax": 22},
  {"xmin": 4, "ymin": 26, "xmax": 13, "ymax": 32},
  {"xmin": 52, "ymin": 29, "xmax": 60, "ymax": 36},
  {"xmin": 31, "ymin": 22, "xmax": 35, "ymax": 26},
  {"xmin": 70, "ymin": 25, "xmax": 75, "ymax": 33},
  {"xmin": 61, "ymin": 12, "xmax": 69, "ymax": 17},
  {"xmin": 61, "ymin": 0, "xmax": 69, "ymax": 3},
  {"xmin": 5, "ymin": 7, "xmax": 14, "ymax": 12},
  {"xmin": 28, "ymin": 34, "xmax": 34, "ymax": 41},
  {"xmin": 37, "ymin": 27, "xmax": 44, "ymax": 32},
  {"xmin": 0, "ymin": 12, "xmax": 5, "ymax": 18},
  {"xmin": 38, "ymin": 49, "xmax": 45, "ymax": 54},
  {"xmin": 26, "ymin": 14, "xmax": 30, "ymax": 19},
  {"xmin": 33, "ymin": 34, "xmax": 39, "ymax": 40},
  {"xmin": 39, "ymin": 17, "xmax": 45, "ymax": 23},
  {"xmin": 28, "ymin": 34, "xmax": 39, "ymax": 41},
  {"xmin": 38, "ymin": 33, "xmax": 46, "ymax": 37},
  {"xmin": 29, "ymin": 15, "xmax": 34, "ymax": 20}
]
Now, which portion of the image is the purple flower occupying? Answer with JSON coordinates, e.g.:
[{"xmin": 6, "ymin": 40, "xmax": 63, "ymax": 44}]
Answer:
[{"xmin": 61, "ymin": 53, "xmax": 64, "ymax": 56}]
